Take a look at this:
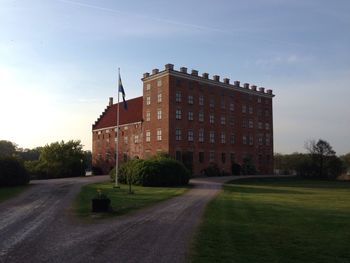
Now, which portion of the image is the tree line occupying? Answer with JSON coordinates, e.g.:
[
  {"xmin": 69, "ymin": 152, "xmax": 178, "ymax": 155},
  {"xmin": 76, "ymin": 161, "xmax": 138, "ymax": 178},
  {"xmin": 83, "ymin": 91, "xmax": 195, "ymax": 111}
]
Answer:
[
  {"xmin": 0, "ymin": 140, "xmax": 92, "ymax": 186},
  {"xmin": 274, "ymin": 139, "xmax": 350, "ymax": 179}
]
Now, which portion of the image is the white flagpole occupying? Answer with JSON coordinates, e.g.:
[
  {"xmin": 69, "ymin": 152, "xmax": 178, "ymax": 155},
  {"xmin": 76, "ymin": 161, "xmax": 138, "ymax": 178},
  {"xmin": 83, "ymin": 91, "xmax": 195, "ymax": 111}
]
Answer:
[{"xmin": 115, "ymin": 67, "xmax": 120, "ymax": 188}]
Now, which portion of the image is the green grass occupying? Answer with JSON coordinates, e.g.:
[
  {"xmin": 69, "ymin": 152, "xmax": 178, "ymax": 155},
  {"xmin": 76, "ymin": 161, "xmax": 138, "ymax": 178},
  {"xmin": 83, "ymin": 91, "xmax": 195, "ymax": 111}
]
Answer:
[
  {"xmin": 0, "ymin": 185, "xmax": 30, "ymax": 203},
  {"xmin": 191, "ymin": 177, "xmax": 350, "ymax": 263},
  {"xmin": 74, "ymin": 181, "xmax": 190, "ymax": 218}
]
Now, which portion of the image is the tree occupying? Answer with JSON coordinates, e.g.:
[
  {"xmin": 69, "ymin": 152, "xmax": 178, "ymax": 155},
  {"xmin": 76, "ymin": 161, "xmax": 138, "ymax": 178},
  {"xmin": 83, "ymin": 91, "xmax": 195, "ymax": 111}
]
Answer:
[
  {"xmin": 305, "ymin": 139, "xmax": 344, "ymax": 179},
  {"xmin": 241, "ymin": 156, "xmax": 257, "ymax": 175},
  {"xmin": 340, "ymin": 153, "xmax": 350, "ymax": 172},
  {"xmin": 0, "ymin": 140, "xmax": 17, "ymax": 158},
  {"xmin": 26, "ymin": 140, "xmax": 85, "ymax": 179}
]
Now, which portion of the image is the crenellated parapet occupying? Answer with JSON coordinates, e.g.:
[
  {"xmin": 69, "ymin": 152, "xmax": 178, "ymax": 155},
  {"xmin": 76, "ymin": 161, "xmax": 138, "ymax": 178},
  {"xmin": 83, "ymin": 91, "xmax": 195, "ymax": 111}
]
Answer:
[{"xmin": 142, "ymin": 63, "xmax": 274, "ymax": 97}]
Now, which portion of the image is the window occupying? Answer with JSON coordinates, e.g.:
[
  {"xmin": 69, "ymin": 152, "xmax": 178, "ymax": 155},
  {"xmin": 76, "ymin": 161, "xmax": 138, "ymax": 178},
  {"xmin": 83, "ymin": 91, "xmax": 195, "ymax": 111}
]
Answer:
[
  {"xmin": 258, "ymin": 97, "xmax": 261, "ymax": 103},
  {"xmin": 258, "ymin": 135, "xmax": 263, "ymax": 145},
  {"xmin": 258, "ymin": 122, "xmax": 263, "ymax": 129},
  {"xmin": 146, "ymin": 111, "xmax": 150, "ymax": 121},
  {"xmin": 188, "ymin": 111, "xmax": 193, "ymax": 121},
  {"xmin": 157, "ymin": 80, "xmax": 162, "ymax": 87},
  {"xmin": 199, "ymin": 111, "xmax": 204, "ymax": 122},
  {"xmin": 199, "ymin": 95, "xmax": 204, "ymax": 106},
  {"xmin": 266, "ymin": 134, "xmax": 270, "ymax": 145},
  {"xmin": 209, "ymin": 114, "xmax": 214, "ymax": 124},
  {"xmin": 146, "ymin": 83, "xmax": 151, "ymax": 91},
  {"xmin": 242, "ymin": 119, "xmax": 247, "ymax": 128},
  {"xmin": 146, "ymin": 96, "xmax": 151, "ymax": 105},
  {"xmin": 221, "ymin": 116, "xmax": 226, "ymax": 125},
  {"xmin": 198, "ymin": 129, "xmax": 204, "ymax": 142},
  {"xmin": 188, "ymin": 130, "xmax": 194, "ymax": 141},
  {"xmin": 258, "ymin": 109, "xmax": 262, "ymax": 116},
  {"xmin": 157, "ymin": 129, "xmax": 162, "ymax": 141},
  {"xmin": 176, "ymin": 129, "xmax": 182, "ymax": 141},
  {"xmin": 243, "ymin": 135, "xmax": 247, "ymax": 145},
  {"xmin": 265, "ymin": 123, "xmax": 270, "ymax": 130},
  {"xmin": 176, "ymin": 109, "xmax": 182, "ymax": 120},
  {"xmin": 221, "ymin": 97, "xmax": 225, "ymax": 109},
  {"xmin": 157, "ymin": 109, "xmax": 162, "ymax": 120},
  {"xmin": 230, "ymin": 153, "xmax": 235, "ymax": 163},
  {"xmin": 157, "ymin": 93, "xmax": 162, "ymax": 103},
  {"xmin": 124, "ymin": 136, "xmax": 128, "ymax": 144},
  {"xmin": 265, "ymin": 109, "xmax": 269, "ymax": 117},
  {"xmin": 229, "ymin": 116, "xmax": 235, "ymax": 126},
  {"xmin": 249, "ymin": 120, "xmax": 254, "ymax": 128},
  {"xmin": 210, "ymin": 98, "xmax": 215, "ymax": 108},
  {"xmin": 229, "ymin": 102, "xmax": 234, "ymax": 111},
  {"xmin": 199, "ymin": 152, "xmax": 204, "ymax": 163},
  {"xmin": 134, "ymin": 135, "xmax": 139, "ymax": 144},
  {"xmin": 176, "ymin": 91, "xmax": 182, "ymax": 102},
  {"xmin": 188, "ymin": 95, "xmax": 194, "ymax": 104},
  {"xmin": 249, "ymin": 106, "xmax": 253, "ymax": 114},
  {"xmin": 242, "ymin": 104, "xmax": 247, "ymax": 113},
  {"xmin": 146, "ymin": 131, "xmax": 151, "ymax": 142},
  {"xmin": 221, "ymin": 153, "xmax": 226, "ymax": 163},
  {"xmin": 230, "ymin": 133, "xmax": 235, "ymax": 144},
  {"xmin": 209, "ymin": 151, "xmax": 215, "ymax": 162},
  {"xmin": 249, "ymin": 136, "xmax": 254, "ymax": 145},
  {"xmin": 209, "ymin": 131, "xmax": 215, "ymax": 143},
  {"xmin": 221, "ymin": 132, "xmax": 226, "ymax": 144}
]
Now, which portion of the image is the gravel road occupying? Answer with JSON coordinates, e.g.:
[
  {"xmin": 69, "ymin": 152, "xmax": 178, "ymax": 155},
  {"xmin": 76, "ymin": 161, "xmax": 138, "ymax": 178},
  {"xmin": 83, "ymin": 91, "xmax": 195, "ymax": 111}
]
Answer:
[{"xmin": 0, "ymin": 175, "xmax": 258, "ymax": 263}]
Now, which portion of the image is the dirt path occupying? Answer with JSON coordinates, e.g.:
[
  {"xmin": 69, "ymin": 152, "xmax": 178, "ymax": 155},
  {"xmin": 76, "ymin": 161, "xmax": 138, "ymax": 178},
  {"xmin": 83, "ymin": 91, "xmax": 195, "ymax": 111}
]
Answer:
[{"xmin": 0, "ymin": 175, "xmax": 266, "ymax": 263}]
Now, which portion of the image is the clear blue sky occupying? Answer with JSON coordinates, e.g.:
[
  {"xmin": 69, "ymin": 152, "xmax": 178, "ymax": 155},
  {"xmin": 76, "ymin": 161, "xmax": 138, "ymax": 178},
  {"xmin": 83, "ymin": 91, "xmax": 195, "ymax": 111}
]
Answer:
[{"xmin": 1, "ymin": 0, "xmax": 349, "ymax": 155}]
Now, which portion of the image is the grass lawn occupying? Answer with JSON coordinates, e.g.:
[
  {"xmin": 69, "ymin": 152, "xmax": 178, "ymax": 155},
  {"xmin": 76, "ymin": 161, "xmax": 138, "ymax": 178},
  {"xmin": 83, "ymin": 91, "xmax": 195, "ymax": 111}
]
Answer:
[
  {"xmin": 74, "ymin": 181, "xmax": 190, "ymax": 218},
  {"xmin": 0, "ymin": 185, "xmax": 30, "ymax": 203},
  {"xmin": 191, "ymin": 177, "xmax": 350, "ymax": 263}
]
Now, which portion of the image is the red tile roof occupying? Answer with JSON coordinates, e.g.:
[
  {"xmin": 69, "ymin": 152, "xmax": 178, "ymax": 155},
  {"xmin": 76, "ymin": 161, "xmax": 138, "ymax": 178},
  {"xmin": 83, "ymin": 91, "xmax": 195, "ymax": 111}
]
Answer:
[{"xmin": 92, "ymin": 96, "xmax": 143, "ymax": 130}]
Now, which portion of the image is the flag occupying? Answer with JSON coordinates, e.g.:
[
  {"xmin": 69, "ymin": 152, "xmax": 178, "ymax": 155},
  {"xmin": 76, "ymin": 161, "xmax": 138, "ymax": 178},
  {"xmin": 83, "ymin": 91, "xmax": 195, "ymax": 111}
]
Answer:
[{"xmin": 119, "ymin": 73, "xmax": 128, "ymax": 110}]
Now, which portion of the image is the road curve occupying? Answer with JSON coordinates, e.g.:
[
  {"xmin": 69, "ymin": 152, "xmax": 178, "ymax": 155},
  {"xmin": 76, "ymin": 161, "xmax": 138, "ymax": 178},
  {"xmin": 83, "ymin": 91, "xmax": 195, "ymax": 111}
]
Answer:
[{"xmin": 0, "ymin": 175, "xmax": 264, "ymax": 263}]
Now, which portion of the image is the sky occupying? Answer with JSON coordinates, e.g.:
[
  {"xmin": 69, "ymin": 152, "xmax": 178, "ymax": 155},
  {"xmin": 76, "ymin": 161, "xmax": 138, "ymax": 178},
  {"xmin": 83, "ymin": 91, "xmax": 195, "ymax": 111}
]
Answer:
[{"xmin": 0, "ymin": 0, "xmax": 349, "ymax": 155}]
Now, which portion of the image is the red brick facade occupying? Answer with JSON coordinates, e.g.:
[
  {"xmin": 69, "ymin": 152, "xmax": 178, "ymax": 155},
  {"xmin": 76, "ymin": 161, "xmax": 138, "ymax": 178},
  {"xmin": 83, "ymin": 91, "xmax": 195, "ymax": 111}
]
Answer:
[{"xmin": 92, "ymin": 64, "xmax": 275, "ymax": 175}]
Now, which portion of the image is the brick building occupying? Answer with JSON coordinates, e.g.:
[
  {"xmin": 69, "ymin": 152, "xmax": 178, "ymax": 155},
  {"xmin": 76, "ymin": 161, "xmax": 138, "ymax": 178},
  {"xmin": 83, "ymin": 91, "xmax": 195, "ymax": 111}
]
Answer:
[{"xmin": 92, "ymin": 64, "xmax": 275, "ymax": 175}]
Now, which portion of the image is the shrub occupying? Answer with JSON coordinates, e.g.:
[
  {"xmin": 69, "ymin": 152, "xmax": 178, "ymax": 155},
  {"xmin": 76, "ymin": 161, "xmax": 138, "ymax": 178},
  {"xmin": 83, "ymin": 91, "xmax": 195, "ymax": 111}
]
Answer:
[
  {"xmin": 0, "ymin": 157, "xmax": 30, "ymax": 186},
  {"xmin": 231, "ymin": 162, "xmax": 241, "ymax": 175},
  {"xmin": 109, "ymin": 157, "xmax": 190, "ymax": 187},
  {"xmin": 202, "ymin": 163, "xmax": 221, "ymax": 177},
  {"xmin": 241, "ymin": 156, "xmax": 257, "ymax": 175}
]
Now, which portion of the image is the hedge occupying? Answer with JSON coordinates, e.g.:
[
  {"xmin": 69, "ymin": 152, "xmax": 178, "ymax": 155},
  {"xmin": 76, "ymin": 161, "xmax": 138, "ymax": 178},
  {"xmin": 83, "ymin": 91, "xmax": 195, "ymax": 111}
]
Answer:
[
  {"xmin": 0, "ymin": 157, "xmax": 30, "ymax": 186},
  {"xmin": 109, "ymin": 157, "xmax": 190, "ymax": 187}
]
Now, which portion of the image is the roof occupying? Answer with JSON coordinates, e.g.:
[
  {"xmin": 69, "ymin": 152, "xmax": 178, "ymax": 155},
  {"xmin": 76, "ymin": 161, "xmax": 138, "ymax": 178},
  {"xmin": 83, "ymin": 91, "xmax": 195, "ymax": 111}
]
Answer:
[{"xmin": 92, "ymin": 96, "xmax": 143, "ymax": 130}]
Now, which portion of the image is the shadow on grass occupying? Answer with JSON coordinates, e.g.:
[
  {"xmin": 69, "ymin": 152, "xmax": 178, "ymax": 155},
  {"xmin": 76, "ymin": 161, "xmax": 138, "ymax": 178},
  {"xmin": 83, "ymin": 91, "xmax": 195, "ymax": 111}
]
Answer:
[
  {"xmin": 229, "ymin": 177, "xmax": 350, "ymax": 190},
  {"xmin": 224, "ymin": 184, "xmax": 307, "ymax": 195}
]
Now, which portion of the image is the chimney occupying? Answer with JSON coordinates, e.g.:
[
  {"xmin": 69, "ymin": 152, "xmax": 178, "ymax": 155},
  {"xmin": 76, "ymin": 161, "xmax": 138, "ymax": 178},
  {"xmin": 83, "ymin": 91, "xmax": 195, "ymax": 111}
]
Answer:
[
  {"xmin": 109, "ymin": 97, "xmax": 113, "ymax": 106},
  {"xmin": 243, "ymin": 83, "xmax": 249, "ymax": 89},
  {"xmin": 251, "ymin": 85, "xmax": 257, "ymax": 91},
  {"xmin": 152, "ymin": 68, "xmax": 159, "ymax": 75},
  {"xmin": 191, "ymin": 70, "xmax": 198, "ymax": 76},
  {"xmin": 165, "ymin": 63, "xmax": 174, "ymax": 70},
  {"xmin": 223, "ymin": 78, "xmax": 230, "ymax": 84},
  {"xmin": 213, "ymin": 75, "xmax": 220, "ymax": 81},
  {"xmin": 180, "ymin": 67, "xmax": 187, "ymax": 73},
  {"xmin": 259, "ymin": 87, "xmax": 265, "ymax": 93},
  {"xmin": 266, "ymin": 89, "xmax": 273, "ymax": 95},
  {"xmin": 202, "ymin": 73, "xmax": 209, "ymax": 79},
  {"xmin": 234, "ymin": 80, "xmax": 240, "ymax": 87},
  {"xmin": 143, "ymin": 72, "xmax": 150, "ymax": 78}
]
